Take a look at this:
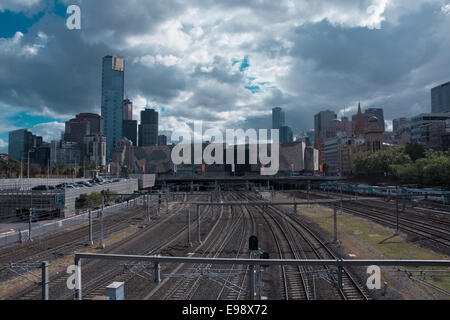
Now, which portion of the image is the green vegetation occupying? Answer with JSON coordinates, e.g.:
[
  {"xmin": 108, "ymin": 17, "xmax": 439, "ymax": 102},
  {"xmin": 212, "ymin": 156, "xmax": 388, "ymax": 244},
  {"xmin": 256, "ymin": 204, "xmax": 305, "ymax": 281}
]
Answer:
[
  {"xmin": 75, "ymin": 189, "xmax": 118, "ymax": 209},
  {"xmin": 353, "ymin": 143, "xmax": 450, "ymax": 188}
]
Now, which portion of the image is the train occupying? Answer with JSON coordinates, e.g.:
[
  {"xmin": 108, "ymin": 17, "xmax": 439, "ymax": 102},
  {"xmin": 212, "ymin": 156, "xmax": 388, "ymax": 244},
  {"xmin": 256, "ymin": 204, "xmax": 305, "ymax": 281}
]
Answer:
[{"xmin": 319, "ymin": 183, "xmax": 450, "ymax": 204}]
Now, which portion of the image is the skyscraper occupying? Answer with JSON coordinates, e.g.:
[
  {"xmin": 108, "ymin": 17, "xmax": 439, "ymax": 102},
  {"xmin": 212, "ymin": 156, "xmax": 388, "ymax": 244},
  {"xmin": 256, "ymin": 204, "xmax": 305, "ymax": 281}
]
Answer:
[
  {"xmin": 101, "ymin": 55, "xmax": 125, "ymax": 159},
  {"xmin": 139, "ymin": 109, "xmax": 159, "ymax": 147},
  {"xmin": 123, "ymin": 120, "xmax": 138, "ymax": 146},
  {"xmin": 280, "ymin": 126, "xmax": 293, "ymax": 143},
  {"xmin": 8, "ymin": 129, "xmax": 42, "ymax": 161},
  {"xmin": 431, "ymin": 81, "xmax": 450, "ymax": 113},
  {"xmin": 123, "ymin": 99, "xmax": 133, "ymax": 120},
  {"xmin": 314, "ymin": 110, "xmax": 337, "ymax": 140},
  {"xmin": 272, "ymin": 107, "xmax": 285, "ymax": 129},
  {"xmin": 364, "ymin": 108, "xmax": 385, "ymax": 132}
]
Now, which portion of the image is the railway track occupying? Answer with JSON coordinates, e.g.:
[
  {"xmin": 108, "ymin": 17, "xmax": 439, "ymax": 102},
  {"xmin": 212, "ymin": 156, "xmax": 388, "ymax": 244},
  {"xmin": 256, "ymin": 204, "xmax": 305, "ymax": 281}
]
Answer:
[
  {"xmin": 5, "ymin": 194, "xmax": 204, "ymax": 300},
  {"xmin": 295, "ymin": 190, "xmax": 450, "ymax": 250},
  {"xmin": 246, "ymin": 192, "xmax": 369, "ymax": 300},
  {"xmin": 161, "ymin": 192, "xmax": 249, "ymax": 300}
]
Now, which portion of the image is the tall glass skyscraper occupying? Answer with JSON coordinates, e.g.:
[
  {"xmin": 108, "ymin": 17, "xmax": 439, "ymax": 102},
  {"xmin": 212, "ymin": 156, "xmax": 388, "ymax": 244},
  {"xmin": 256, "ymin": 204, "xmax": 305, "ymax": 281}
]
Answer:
[
  {"xmin": 431, "ymin": 82, "xmax": 450, "ymax": 113},
  {"xmin": 101, "ymin": 55, "xmax": 125, "ymax": 159},
  {"xmin": 272, "ymin": 107, "xmax": 285, "ymax": 129}
]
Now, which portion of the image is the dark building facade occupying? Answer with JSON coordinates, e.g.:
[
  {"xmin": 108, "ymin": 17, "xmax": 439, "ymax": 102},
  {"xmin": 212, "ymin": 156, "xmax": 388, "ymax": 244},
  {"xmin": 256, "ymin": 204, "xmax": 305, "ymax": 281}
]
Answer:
[
  {"xmin": 101, "ymin": 55, "xmax": 125, "ymax": 158},
  {"xmin": 123, "ymin": 120, "xmax": 138, "ymax": 146},
  {"xmin": 272, "ymin": 107, "xmax": 285, "ymax": 129},
  {"xmin": 280, "ymin": 126, "xmax": 293, "ymax": 143},
  {"xmin": 314, "ymin": 110, "xmax": 337, "ymax": 140},
  {"xmin": 363, "ymin": 108, "xmax": 385, "ymax": 132},
  {"xmin": 139, "ymin": 109, "xmax": 159, "ymax": 147},
  {"xmin": 158, "ymin": 135, "xmax": 168, "ymax": 146},
  {"xmin": 431, "ymin": 81, "xmax": 450, "ymax": 113},
  {"xmin": 8, "ymin": 129, "xmax": 43, "ymax": 161}
]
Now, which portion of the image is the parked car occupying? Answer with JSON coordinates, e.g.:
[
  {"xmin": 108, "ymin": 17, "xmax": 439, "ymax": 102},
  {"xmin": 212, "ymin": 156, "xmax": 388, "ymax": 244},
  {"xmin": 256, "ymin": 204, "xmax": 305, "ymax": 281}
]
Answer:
[{"xmin": 31, "ymin": 185, "xmax": 55, "ymax": 191}]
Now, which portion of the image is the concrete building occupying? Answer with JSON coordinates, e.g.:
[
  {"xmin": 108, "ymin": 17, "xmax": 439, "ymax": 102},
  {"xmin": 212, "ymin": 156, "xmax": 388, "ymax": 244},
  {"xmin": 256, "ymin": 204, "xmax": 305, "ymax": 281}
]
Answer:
[
  {"xmin": 50, "ymin": 140, "xmax": 81, "ymax": 166},
  {"xmin": 364, "ymin": 108, "xmax": 385, "ymax": 132},
  {"xmin": 123, "ymin": 99, "xmax": 133, "ymax": 121},
  {"xmin": 410, "ymin": 113, "xmax": 450, "ymax": 148},
  {"xmin": 431, "ymin": 81, "xmax": 450, "ymax": 113},
  {"xmin": 101, "ymin": 55, "xmax": 125, "ymax": 158},
  {"xmin": 84, "ymin": 134, "xmax": 106, "ymax": 167},
  {"xmin": 314, "ymin": 110, "xmax": 337, "ymax": 140},
  {"xmin": 364, "ymin": 116, "xmax": 383, "ymax": 152},
  {"xmin": 304, "ymin": 146, "xmax": 319, "ymax": 172},
  {"xmin": 139, "ymin": 109, "xmax": 159, "ymax": 147},
  {"xmin": 393, "ymin": 117, "xmax": 410, "ymax": 136}
]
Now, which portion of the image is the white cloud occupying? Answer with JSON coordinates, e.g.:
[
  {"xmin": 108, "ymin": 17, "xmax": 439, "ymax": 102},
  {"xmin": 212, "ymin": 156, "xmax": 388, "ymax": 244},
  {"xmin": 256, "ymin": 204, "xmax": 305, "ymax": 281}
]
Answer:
[
  {"xmin": 0, "ymin": 139, "xmax": 7, "ymax": 148},
  {"xmin": 0, "ymin": 31, "xmax": 48, "ymax": 57},
  {"xmin": 30, "ymin": 122, "xmax": 65, "ymax": 142},
  {"xmin": 442, "ymin": 4, "xmax": 450, "ymax": 15}
]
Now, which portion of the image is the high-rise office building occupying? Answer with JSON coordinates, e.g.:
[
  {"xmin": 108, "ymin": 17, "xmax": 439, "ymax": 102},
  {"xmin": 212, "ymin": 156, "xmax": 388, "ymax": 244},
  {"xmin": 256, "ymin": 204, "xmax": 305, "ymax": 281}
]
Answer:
[
  {"xmin": 431, "ymin": 82, "xmax": 450, "ymax": 113},
  {"xmin": 364, "ymin": 108, "xmax": 385, "ymax": 132},
  {"xmin": 314, "ymin": 110, "xmax": 337, "ymax": 140},
  {"xmin": 77, "ymin": 113, "xmax": 103, "ymax": 135},
  {"xmin": 101, "ymin": 55, "xmax": 125, "ymax": 158},
  {"xmin": 123, "ymin": 120, "xmax": 138, "ymax": 146},
  {"xmin": 123, "ymin": 99, "xmax": 133, "ymax": 121},
  {"xmin": 121, "ymin": 99, "xmax": 137, "ymax": 146},
  {"xmin": 280, "ymin": 126, "xmax": 293, "ymax": 143},
  {"xmin": 272, "ymin": 107, "xmax": 285, "ymax": 130},
  {"xmin": 393, "ymin": 117, "xmax": 410, "ymax": 135},
  {"xmin": 139, "ymin": 109, "xmax": 159, "ymax": 147},
  {"xmin": 8, "ymin": 129, "xmax": 43, "ymax": 161}
]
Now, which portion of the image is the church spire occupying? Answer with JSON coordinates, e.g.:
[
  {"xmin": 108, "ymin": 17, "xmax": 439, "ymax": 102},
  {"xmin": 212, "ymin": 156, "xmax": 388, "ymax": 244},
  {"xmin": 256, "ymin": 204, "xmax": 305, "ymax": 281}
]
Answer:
[{"xmin": 354, "ymin": 102, "xmax": 365, "ymax": 136}]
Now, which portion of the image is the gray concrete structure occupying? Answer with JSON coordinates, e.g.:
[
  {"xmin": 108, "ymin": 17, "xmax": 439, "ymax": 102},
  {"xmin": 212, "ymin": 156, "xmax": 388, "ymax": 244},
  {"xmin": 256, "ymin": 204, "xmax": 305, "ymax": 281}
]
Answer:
[
  {"xmin": 63, "ymin": 179, "xmax": 138, "ymax": 217},
  {"xmin": 129, "ymin": 174, "xmax": 156, "ymax": 189}
]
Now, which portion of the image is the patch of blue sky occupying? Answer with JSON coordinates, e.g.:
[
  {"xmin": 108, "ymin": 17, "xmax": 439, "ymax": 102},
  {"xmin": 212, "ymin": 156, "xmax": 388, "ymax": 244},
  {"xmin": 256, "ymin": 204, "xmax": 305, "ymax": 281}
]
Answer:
[
  {"xmin": 0, "ymin": 10, "xmax": 45, "ymax": 38},
  {"xmin": 239, "ymin": 55, "xmax": 250, "ymax": 72},
  {"xmin": 7, "ymin": 112, "xmax": 63, "ymax": 129},
  {"xmin": 245, "ymin": 85, "xmax": 261, "ymax": 94}
]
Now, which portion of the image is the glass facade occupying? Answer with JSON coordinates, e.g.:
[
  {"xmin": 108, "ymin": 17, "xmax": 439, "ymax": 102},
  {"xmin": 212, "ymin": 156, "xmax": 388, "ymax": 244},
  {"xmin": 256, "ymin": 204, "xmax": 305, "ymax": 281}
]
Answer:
[
  {"xmin": 101, "ymin": 55, "xmax": 125, "ymax": 160},
  {"xmin": 431, "ymin": 82, "xmax": 450, "ymax": 113}
]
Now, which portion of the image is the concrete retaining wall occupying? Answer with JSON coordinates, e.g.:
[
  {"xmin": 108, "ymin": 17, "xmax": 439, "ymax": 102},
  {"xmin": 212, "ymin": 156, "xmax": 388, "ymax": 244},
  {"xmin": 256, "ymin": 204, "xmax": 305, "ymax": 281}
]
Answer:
[
  {"xmin": 63, "ymin": 179, "xmax": 139, "ymax": 217},
  {"xmin": 0, "ymin": 197, "xmax": 143, "ymax": 248}
]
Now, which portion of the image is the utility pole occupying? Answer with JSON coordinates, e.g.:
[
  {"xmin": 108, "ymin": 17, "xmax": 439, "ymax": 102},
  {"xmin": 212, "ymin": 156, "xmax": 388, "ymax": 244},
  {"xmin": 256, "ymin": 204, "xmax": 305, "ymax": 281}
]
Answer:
[
  {"xmin": 99, "ymin": 195, "xmax": 105, "ymax": 249},
  {"xmin": 41, "ymin": 261, "xmax": 49, "ymax": 300},
  {"xmin": 333, "ymin": 203, "xmax": 338, "ymax": 243}
]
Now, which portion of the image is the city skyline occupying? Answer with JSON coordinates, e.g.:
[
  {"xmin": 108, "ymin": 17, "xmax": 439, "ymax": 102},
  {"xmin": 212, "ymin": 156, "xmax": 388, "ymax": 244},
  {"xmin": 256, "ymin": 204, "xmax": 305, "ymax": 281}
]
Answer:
[{"xmin": 1, "ymin": 1, "xmax": 450, "ymax": 153}]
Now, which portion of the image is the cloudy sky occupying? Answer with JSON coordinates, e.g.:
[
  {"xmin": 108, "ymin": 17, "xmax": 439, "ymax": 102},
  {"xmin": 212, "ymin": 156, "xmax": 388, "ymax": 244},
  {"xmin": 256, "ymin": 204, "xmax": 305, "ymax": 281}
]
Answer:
[{"xmin": 1, "ymin": 0, "xmax": 450, "ymax": 152}]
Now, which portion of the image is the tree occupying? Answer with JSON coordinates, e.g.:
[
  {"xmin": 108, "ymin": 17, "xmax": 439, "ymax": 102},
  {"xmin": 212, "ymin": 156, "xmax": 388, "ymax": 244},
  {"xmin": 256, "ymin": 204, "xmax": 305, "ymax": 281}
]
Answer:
[{"xmin": 404, "ymin": 142, "xmax": 425, "ymax": 162}]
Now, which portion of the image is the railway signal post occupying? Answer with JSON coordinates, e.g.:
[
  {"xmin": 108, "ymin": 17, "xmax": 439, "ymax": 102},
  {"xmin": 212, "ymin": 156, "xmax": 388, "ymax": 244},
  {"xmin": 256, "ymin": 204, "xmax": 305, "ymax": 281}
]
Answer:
[
  {"xmin": 197, "ymin": 204, "xmax": 201, "ymax": 244},
  {"xmin": 395, "ymin": 196, "xmax": 399, "ymax": 234},
  {"xmin": 28, "ymin": 208, "xmax": 33, "ymax": 241},
  {"xmin": 88, "ymin": 208, "xmax": 93, "ymax": 245},
  {"xmin": 187, "ymin": 208, "xmax": 191, "ymax": 247},
  {"xmin": 333, "ymin": 203, "xmax": 338, "ymax": 243},
  {"xmin": 99, "ymin": 195, "xmax": 105, "ymax": 249},
  {"xmin": 41, "ymin": 261, "xmax": 49, "ymax": 300}
]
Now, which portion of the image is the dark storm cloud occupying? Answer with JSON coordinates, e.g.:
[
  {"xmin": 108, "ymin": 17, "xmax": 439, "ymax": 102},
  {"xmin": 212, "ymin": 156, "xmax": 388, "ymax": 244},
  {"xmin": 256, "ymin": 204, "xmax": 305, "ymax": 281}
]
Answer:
[{"xmin": 0, "ymin": 0, "xmax": 449, "ymax": 142}]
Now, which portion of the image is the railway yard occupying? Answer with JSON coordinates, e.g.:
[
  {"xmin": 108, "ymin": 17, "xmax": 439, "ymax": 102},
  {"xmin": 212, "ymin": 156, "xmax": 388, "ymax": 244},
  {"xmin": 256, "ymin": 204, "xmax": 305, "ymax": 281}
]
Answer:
[{"xmin": 0, "ymin": 185, "xmax": 449, "ymax": 301}]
